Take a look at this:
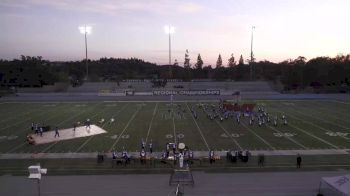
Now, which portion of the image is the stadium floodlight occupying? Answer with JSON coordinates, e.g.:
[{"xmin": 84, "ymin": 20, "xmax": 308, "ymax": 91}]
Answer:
[
  {"xmin": 78, "ymin": 25, "xmax": 92, "ymax": 80},
  {"xmin": 164, "ymin": 25, "xmax": 175, "ymax": 78},
  {"xmin": 79, "ymin": 26, "xmax": 92, "ymax": 35},
  {"xmin": 250, "ymin": 26, "xmax": 255, "ymax": 81},
  {"xmin": 164, "ymin": 25, "xmax": 175, "ymax": 34},
  {"xmin": 164, "ymin": 26, "xmax": 175, "ymax": 64}
]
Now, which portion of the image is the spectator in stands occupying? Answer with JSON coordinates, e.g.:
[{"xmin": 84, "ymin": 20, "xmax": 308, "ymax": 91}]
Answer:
[
  {"xmin": 209, "ymin": 150, "xmax": 215, "ymax": 164},
  {"xmin": 149, "ymin": 141, "xmax": 153, "ymax": 154},
  {"xmin": 140, "ymin": 149, "xmax": 146, "ymax": 164}
]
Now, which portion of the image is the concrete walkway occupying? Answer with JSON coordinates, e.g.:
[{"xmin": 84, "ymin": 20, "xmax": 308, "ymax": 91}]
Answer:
[{"xmin": 0, "ymin": 171, "xmax": 348, "ymax": 196}]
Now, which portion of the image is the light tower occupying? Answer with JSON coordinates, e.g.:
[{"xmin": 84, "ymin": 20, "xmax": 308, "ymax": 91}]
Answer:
[
  {"xmin": 250, "ymin": 26, "xmax": 255, "ymax": 81},
  {"xmin": 164, "ymin": 25, "xmax": 175, "ymax": 78},
  {"xmin": 79, "ymin": 25, "xmax": 92, "ymax": 80}
]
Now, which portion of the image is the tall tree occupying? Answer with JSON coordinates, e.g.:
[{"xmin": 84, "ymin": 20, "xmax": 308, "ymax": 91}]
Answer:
[
  {"xmin": 228, "ymin": 53, "xmax": 236, "ymax": 67},
  {"xmin": 195, "ymin": 54, "xmax": 203, "ymax": 69},
  {"xmin": 294, "ymin": 56, "xmax": 307, "ymax": 65},
  {"xmin": 184, "ymin": 49, "xmax": 191, "ymax": 69},
  {"xmin": 216, "ymin": 54, "xmax": 222, "ymax": 68},
  {"xmin": 173, "ymin": 59, "xmax": 178, "ymax": 66},
  {"xmin": 238, "ymin": 54, "xmax": 244, "ymax": 66}
]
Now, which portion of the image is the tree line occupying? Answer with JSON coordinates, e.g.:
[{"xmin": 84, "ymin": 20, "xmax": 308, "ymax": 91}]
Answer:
[{"xmin": 0, "ymin": 53, "xmax": 349, "ymax": 92}]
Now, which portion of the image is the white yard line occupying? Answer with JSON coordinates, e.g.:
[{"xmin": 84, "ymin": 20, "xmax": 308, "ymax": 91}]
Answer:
[
  {"xmin": 214, "ymin": 120, "xmax": 243, "ymax": 150},
  {"xmin": 288, "ymin": 124, "xmax": 339, "ymax": 149},
  {"xmin": 40, "ymin": 141, "xmax": 59, "ymax": 153},
  {"xmin": 185, "ymin": 103, "xmax": 210, "ymax": 150},
  {"xmin": 145, "ymin": 103, "xmax": 158, "ymax": 144},
  {"xmin": 5, "ymin": 104, "xmax": 79, "ymax": 153},
  {"xmin": 199, "ymin": 101, "xmax": 243, "ymax": 150},
  {"xmin": 0, "ymin": 104, "xmax": 69, "ymax": 132},
  {"xmin": 75, "ymin": 104, "xmax": 129, "ymax": 153},
  {"xmin": 287, "ymin": 106, "xmax": 350, "ymax": 131},
  {"xmin": 109, "ymin": 106, "xmax": 141, "ymax": 151},
  {"xmin": 39, "ymin": 103, "xmax": 104, "ymax": 153},
  {"xmin": 267, "ymin": 125, "xmax": 308, "ymax": 150},
  {"xmin": 0, "ymin": 106, "xmax": 43, "ymax": 124},
  {"xmin": 172, "ymin": 104, "xmax": 177, "ymax": 144},
  {"xmin": 331, "ymin": 100, "xmax": 350, "ymax": 105},
  {"xmin": 284, "ymin": 112, "xmax": 350, "ymax": 143},
  {"xmin": 240, "ymin": 122, "xmax": 276, "ymax": 150},
  {"xmin": 270, "ymin": 107, "xmax": 341, "ymax": 149},
  {"xmin": 311, "ymin": 102, "xmax": 350, "ymax": 119},
  {"xmin": 6, "ymin": 142, "xmax": 27, "ymax": 153}
]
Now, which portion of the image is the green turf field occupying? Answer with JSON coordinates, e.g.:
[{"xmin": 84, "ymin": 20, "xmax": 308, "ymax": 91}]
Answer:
[{"xmin": 0, "ymin": 100, "xmax": 349, "ymax": 154}]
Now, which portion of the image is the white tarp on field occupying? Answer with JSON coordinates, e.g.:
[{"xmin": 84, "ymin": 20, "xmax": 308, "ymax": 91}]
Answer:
[
  {"xmin": 321, "ymin": 174, "xmax": 350, "ymax": 196},
  {"xmin": 30, "ymin": 125, "xmax": 107, "ymax": 145}
]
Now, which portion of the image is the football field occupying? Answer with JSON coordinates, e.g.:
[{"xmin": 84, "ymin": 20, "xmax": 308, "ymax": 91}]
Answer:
[{"xmin": 0, "ymin": 100, "xmax": 349, "ymax": 154}]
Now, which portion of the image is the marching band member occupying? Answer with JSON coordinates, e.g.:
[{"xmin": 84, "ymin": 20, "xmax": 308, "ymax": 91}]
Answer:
[
  {"xmin": 209, "ymin": 150, "xmax": 215, "ymax": 164},
  {"xmin": 140, "ymin": 149, "xmax": 146, "ymax": 164},
  {"xmin": 141, "ymin": 139, "xmax": 146, "ymax": 149},
  {"xmin": 149, "ymin": 140, "xmax": 153, "ymax": 154}
]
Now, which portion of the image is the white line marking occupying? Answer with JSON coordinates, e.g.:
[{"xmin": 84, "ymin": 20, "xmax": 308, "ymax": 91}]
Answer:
[
  {"xmin": 241, "ymin": 122, "xmax": 276, "ymax": 150},
  {"xmin": 282, "ymin": 111, "xmax": 350, "ymax": 143},
  {"xmin": 185, "ymin": 103, "xmax": 210, "ymax": 150},
  {"xmin": 39, "ymin": 103, "xmax": 104, "ymax": 153},
  {"xmin": 40, "ymin": 141, "xmax": 58, "ymax": 153},
  {"xmin": 0, "ymin": 104, "xmax": 70, "ymax": 132},
  {"xmin": 0, "ymin": 106, "xmax": 44, "ymax": 124},
  {"xmin": 267, "ymin": 125, "xmax": 308, "ymax": 150},
  {"xmin": 172, "ymin": 103, "xmax": 177, "ymax": 144},
  {"xmin": 6, "ymin": 142, "xmax": 26, "ymax": 153},
  {"xmin": 270, "ymin": 107, "xmax": 341, "ymax": 149},
  {"xmin": 109, "ymin": 106, "xmax": 141, "ymax": 151},
  {"xmin": 288, "ymin": 124, "xmax": 339, "ymax": 149},
  {"xmin": 145, "ymin": 103, "xmax": 158, "ymax": 144},
  {"xmin": 331, "ymin": 100, "xmax": 350, "ymax": 105},
  {"xmin": 5, "ymin": 104, "xmax": 80, "ymax": 153},
  {"xmin": 310, "ymin": 101, "xmax": 350, "ymax": 119},
  {"xmin": 214, "ymin": 120, "xmax": 243, "ymax": 150},
  {"xmin": 287, "ymin": 106, "xmax": 350, "ymax": 131},
  {"xmin": 75, "ymin": 104, "xmax": 129, "ymax": 153},
  {"xmin": 199, "ymin": 102, "xmax": 242, "ymax": 150}
]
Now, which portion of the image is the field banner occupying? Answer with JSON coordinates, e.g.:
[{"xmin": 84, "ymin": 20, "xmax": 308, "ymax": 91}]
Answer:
[{"xmin": 153, "ymin": 90, "xmax": 220, "ymax": 96}]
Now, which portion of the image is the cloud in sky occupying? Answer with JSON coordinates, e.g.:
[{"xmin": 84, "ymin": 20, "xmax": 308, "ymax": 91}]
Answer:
[
  {"xmin": 0, "ymin": 0, "xmax": 205, "ymax": 16},
  {"xmin": 0, "ymin": 0, "xmax": 349, "ymax": 65}
]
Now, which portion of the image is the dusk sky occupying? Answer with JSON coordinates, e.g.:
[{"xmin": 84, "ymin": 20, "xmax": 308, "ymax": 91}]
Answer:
[{"xmin": 0, "ymin": 0, "xmax": 349, "ymax": 65}]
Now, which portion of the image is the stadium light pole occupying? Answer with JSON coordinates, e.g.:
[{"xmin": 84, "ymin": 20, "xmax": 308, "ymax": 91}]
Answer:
[
  {"xmin": 164, "ymin": 25, "xmax": 175, "ymax": 78},
  {"xmin": 250, "ymin": 26, "xmax": 255, "ymax": 81},
  {"xmin": 79, "ymin": 25, "xmax": 92, "ymax": 80}
]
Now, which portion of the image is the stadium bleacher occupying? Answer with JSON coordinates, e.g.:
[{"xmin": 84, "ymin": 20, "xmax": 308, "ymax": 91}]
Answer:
[{"xmin": 66, "ymin": 81, "xmax": 277, "ymax": 94}]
